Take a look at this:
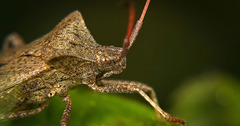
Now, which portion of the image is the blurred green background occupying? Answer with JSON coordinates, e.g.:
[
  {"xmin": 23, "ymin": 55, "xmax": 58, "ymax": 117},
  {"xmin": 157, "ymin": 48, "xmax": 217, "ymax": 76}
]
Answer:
[{"xmin": 0, "ymin": 0, "xmax": 240, "ymax": 126}]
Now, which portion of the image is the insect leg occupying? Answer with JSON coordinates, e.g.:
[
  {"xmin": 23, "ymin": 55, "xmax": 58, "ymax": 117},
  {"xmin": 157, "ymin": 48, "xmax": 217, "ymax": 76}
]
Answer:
[
  {"xmin": 89, "ymin": 79, "xmax": 185, "ymax": 125},
  {"xmin": 0, "ymin": 32, "xmax": 25, "ymax": 65},
  {"xmin": 60, "ymin": 95, "xmax": 72, "ymax": 126},
  {"xmin": 0, "ymin": 102, "xmax": 48, "ymax": 120},
  {"xmin": 2, "ymin": 32, "xmax": 25, "ymax": 52}
]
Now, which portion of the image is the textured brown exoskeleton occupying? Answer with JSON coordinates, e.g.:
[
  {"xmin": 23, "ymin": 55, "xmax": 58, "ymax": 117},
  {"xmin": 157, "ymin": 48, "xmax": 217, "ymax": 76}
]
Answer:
[{"xmin": 0, "ymin": 0, "xmax": 185, "ymax": 125}]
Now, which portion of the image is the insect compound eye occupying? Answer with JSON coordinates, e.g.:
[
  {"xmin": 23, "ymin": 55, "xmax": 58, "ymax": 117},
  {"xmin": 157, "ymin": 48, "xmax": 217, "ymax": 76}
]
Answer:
[
  {"xmin": 101, "ymin": 56, "xmax": 110, "ymax": 64},
  {"xmin": 96, "ymin": 51, "xmax": 111, "ymax": 64}
]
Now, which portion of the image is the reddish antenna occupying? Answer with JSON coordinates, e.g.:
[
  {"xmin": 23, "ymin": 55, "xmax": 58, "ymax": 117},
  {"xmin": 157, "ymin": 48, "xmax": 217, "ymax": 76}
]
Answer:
[
  {"xmin": 118, "ymin": 0, "xmax": 150, "ymax": 60},
  {"xmin": 118, "ymin": 0, "xmax": 185, "ymax": 125}
]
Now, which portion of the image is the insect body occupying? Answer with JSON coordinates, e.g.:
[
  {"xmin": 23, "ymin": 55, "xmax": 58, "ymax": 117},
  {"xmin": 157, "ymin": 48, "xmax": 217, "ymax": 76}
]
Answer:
[{"xmin": 0, "ymin": 0, "xmax": 184, "ymax": 125}]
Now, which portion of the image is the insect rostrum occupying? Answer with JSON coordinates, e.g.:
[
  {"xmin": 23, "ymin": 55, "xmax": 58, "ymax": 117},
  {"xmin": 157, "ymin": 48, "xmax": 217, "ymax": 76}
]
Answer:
[{"xmin": 0, "ymin": 0, "xmax": 184, "ymax": 125}]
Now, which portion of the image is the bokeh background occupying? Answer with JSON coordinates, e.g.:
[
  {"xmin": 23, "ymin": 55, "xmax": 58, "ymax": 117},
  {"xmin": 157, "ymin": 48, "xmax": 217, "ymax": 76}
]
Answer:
[{"xmin": 0, "ymin": 0, "xmax": 240, "ymax": 126}]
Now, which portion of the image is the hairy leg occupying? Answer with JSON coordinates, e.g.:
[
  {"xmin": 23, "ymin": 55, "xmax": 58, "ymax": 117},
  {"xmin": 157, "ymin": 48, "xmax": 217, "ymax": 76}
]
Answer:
[
  {"xmin": 89, "ymin": 79, "xmax": 185, "ymax": 125},
  {"xmin": 60, "ymin": 95, "xmax": 72, "ymax": 126},
  {"xmin": 0, "ymin": 102, "xmax": 48, "ymax": 120}
]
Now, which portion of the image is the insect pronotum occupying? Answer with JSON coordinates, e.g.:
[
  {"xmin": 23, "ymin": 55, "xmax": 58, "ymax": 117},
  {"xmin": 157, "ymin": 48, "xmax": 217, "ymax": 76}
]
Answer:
[{"xmin": 0, "ymin": 0, "xmax": 185, "ymax": 125}]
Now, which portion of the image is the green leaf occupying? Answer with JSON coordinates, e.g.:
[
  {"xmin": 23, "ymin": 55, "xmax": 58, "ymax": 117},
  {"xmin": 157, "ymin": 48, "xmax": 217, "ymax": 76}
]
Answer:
[
  {"xmin": 0, "ymin": 87, "xmax": 176, "ymax": 126},
  {"xmin": 171, "ymin": 73, "xmax": 240, "ymax": 126}
]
